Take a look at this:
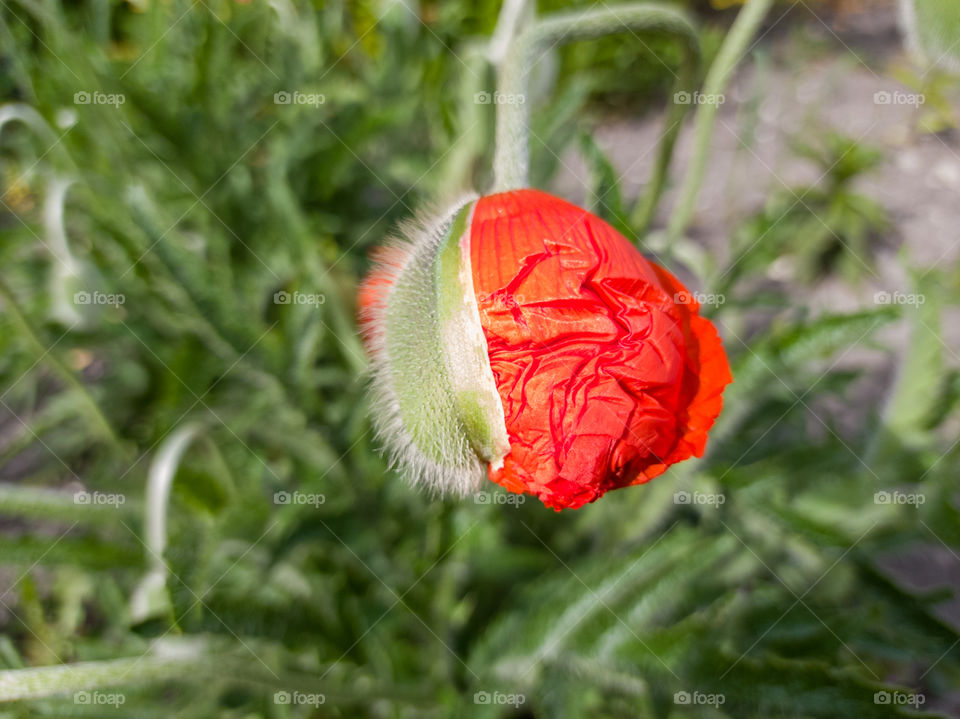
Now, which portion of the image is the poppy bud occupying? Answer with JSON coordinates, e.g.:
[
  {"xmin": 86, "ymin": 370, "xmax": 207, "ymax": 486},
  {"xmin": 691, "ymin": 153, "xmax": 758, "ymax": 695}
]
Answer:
[{"xmin": 360, "ymin": 189, "xmax": 732, "ymax": 510}]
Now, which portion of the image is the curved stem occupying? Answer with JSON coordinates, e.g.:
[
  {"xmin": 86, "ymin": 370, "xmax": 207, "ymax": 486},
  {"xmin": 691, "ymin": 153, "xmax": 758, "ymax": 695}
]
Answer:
[
  {"xmin": 487, "ymin": 0, "xmax": 531, "ymax": 65},
  {"xmin": 130, "ymin": 422, "xmax": 203, "ymax": 623},
  {"xmin": 144, "ymin": 423, "xmax": 203, "ymax": 562},
  {"xmin": 492, "ymin": 2, "xmax": 701, "ymax": 195},
  {"xmin": 666, "ymin": 0, "xmax": 774, "ymax": 243},
  {"xmin": 44, "ymin": 177, "xmax": 85, "ymax": 326},
  {"xmin": 0, "ymin": 104, "xmax": 76, "ymax": 171},
  {"xmin": 439, "ymin": 0, "xmax": 531, "ymax": 193}
]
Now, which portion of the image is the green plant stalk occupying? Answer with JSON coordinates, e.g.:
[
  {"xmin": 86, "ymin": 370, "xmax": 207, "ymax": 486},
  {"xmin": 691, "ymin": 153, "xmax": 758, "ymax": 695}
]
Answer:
[
  {"xmin": 630, "ymin": 57, "xmax": 698, "ymax": 234},
  {"xmin": 865, "ymin": 274, "xmax": 942, "ymax": 464},
  {"xmin": 0, "ymin": 651, "xmax": 442, "ymax": 704},
  {"xmin": 0, "ymin": 276, "xmax": 119, "ymax": 446},
  {"xmin": 438, "ymin": 43, "xmax": 495, "ymax": 192},
  {"xmin": 0, "ymin": 485, "xmax": 137, "ymax": 524},
  {"xmin": 129, "ymin": 423, "xmax": 203, "ymax": 624},
  {"xmin": 0, "ymin": 104, "xmax": 76, "ymax": 171},
  {"xmin": 439, "ymin": 0, "xmax": 531, "ymax": 192},
  {"xmin": 667, "ymin": 0, "xmax": 774, "ymax": 243},
  {"xmin": 492, "ymin": 3, "xmax": 700, "ymax": 198},
  {"xmin": 0, "ymin": 655, "xmax": 205, "ymax": 702}
]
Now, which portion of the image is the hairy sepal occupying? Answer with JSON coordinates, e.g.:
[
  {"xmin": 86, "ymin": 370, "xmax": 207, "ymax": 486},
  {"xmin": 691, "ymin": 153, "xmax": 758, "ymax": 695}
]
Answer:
[{"xmin": 361, "ymin": 197, "xmax": 509, "ymax": 496}]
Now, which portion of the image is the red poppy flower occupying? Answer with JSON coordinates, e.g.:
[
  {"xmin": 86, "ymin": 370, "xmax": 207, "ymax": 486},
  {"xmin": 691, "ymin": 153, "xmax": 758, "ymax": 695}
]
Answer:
[{"xmin": 359, "ymin": 189, "xmax": 731, "ymax": 511}]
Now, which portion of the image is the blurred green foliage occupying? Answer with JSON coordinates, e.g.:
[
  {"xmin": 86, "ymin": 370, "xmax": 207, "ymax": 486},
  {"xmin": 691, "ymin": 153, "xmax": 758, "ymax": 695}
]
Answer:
[
  {"xmin": 1, "ymin": 1, "xmax": 959, "ymax": 718},
  {"xmin": 722, "ymin": 131, "xmax": 888, "ymax": 289}
]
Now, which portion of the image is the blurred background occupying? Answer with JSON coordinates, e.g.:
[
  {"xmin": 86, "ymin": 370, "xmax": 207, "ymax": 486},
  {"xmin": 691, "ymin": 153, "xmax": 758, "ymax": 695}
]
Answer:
[{"xmin": 1, "ymin": 0, "xmax": 960, "ymax": 716}]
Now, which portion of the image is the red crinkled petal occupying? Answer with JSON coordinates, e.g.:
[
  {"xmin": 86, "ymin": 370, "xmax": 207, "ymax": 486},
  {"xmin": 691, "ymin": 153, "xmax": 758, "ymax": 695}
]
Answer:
[{"xmin": 470, "ymin": 189, "xmax": 732, "ymax": 511}]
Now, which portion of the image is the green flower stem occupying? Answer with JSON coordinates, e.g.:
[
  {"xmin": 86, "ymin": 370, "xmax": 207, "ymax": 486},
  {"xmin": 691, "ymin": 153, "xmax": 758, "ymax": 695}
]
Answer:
[
  {"xmin": 440, "ymin": 0, "xmax": 530, "ymax": 192},
  {"xmin": 0, "ymin": 654, "xmax": 205, "ymax": 702},
  {"xmin": 0, "ymin": 104, "xmax": 76, "ymax": 171},
  {"xmin": 0, "ymin": 649, "xmax": 440, "ymax": 704},
  {"xmin": 130, "ymin": 423, "xmax": 203, "ymax": 624},
  {"xmin": 0, "ymin": 484, "xmax": 137, "ymax": 524},
  {"xmin": 666, "ymin": 0, "xmax": 774, "ymax": 243},
  {"xmin": 0, "ymin": 276, "xmax": 119, "ymax": 446},
  {"xmin": 492, "ymin": 3, "xmax": 701, "ymax": 198},
  {"xmin": 629, "ymin": 57, "xmax": 698, "ymax": 234},
  {"xmin": 437, "ymin": 41, "xmax": 492, "ymax": 192}
]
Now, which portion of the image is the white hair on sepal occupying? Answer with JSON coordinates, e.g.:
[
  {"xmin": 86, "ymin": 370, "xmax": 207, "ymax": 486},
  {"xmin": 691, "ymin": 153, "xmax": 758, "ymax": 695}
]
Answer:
[{"xmin": 359, "ymin": 193, "xmax": 497, "ymax": 497}]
